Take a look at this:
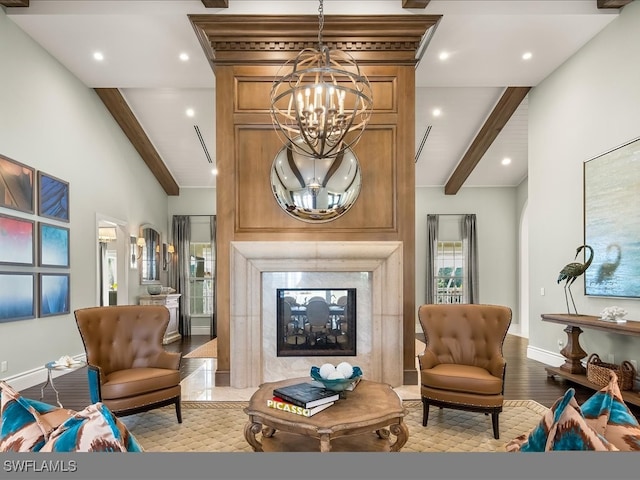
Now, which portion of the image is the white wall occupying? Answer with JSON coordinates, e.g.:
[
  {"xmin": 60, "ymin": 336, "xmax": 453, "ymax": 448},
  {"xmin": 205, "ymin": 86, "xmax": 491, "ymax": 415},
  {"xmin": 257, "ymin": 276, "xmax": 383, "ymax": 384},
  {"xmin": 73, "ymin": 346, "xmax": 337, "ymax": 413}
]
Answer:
[
  {"xmin": 415, "ymin": 186, "xmax": 520, "ymax": 328},
  {"xmin": 0, "ymin": 9, "xmax": 169, "ymax": 383},
  {"xmin": 528, "ymin": 0, "xmax": 640, "ymax": 364}
]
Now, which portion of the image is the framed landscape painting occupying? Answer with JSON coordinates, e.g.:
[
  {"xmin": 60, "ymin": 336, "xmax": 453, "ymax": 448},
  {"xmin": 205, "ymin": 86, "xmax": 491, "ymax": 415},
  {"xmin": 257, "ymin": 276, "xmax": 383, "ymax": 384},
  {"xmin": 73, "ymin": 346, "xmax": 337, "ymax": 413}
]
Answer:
[
  {"xmin": 39, "ymin": 273, "xmax": 70, "ymax": 317},
  {"xmin": 584, "ymin": 136, "xmax": 640, "ymax": 298},
  {"xmin": 0, "ymin": 213, "xmax": 35, "ymax": 266},
  {"xmin": 0, "ymin": 154, "xmax": 34, "ymax": 214},
  {"xmin": 0, "ymin": 273, "xmax": 35, "ymax": 323},
  {"xmin": 38, "ymin": 171, "xmax": 69, "ymax": 222},
  {"xmin": 38, "ymin": 222, "xmax": 70, "ymax": 268}
]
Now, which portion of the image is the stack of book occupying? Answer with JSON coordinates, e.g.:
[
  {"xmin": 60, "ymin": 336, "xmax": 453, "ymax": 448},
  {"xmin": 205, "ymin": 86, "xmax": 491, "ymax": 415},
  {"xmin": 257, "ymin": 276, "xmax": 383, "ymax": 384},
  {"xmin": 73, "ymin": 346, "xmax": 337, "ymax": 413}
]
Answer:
[{"xmin": 267, "ymin": 382, "xmax": 340, "ymax": 417}]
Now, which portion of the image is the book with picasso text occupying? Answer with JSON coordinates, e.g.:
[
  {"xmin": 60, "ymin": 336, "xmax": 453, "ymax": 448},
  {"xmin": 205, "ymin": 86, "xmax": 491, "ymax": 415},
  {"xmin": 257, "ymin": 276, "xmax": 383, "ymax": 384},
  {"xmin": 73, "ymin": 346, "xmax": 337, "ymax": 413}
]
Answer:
[
  {"xmin": 272, "ymin": 382, "xmax": 340, "ymax": 408},
  {"xmin": 267, "ymin": 397, "xmax": 334, "ymax": 417}
]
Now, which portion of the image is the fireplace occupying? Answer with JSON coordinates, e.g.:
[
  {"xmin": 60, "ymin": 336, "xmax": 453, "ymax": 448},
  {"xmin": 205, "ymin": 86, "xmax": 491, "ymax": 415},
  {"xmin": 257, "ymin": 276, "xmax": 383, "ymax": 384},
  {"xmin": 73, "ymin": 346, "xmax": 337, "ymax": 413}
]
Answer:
[
  {"xmin": 229, "ymin": 241, "xmax": 403, "ymax": 388},
  {"xmin": 276, "ymin": 288, "xmax": 357, "ymax": 357}
]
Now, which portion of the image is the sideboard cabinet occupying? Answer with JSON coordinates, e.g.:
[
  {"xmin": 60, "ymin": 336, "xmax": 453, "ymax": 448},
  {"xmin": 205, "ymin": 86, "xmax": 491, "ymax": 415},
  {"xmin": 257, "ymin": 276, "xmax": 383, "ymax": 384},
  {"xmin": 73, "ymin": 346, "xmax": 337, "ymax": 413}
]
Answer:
[{"xmin": 139, "ymin": 293, "xmax": 182, "ymax": 345}]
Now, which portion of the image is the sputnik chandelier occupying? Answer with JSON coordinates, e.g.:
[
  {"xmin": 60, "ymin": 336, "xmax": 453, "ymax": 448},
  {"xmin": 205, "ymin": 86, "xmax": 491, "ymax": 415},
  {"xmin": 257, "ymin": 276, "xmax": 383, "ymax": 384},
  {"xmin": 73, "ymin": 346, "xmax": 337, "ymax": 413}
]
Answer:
[{"xmin": 270, "ymin": 0, "xmax": 373, "ymax": 159}]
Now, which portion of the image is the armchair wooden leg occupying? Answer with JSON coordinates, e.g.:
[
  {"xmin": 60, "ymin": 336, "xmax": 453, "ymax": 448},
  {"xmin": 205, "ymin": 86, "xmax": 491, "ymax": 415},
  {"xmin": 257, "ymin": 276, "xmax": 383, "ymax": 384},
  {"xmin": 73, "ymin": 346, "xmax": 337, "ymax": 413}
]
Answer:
[
  {"xmin": 175, "ymin": 398, "xmax": 182, "ymax": 423},
  {"xmin": 422, "ymin": 399, "xmax": 430, "ymax": 427},
  {"xmin": 491, "ymin": 412, "xmax": 499, "ymax": 439}
]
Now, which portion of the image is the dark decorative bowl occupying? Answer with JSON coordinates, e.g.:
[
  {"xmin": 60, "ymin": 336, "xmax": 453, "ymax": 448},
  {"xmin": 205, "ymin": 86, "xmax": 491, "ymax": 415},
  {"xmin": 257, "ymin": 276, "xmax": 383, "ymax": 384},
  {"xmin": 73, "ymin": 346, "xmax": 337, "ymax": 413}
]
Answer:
[
  {"xmin": 310, "ymin": 366, "xmax": 363, "ymax": 392},
  {"xmin": 146, "ymin": 284, "xmax": 163, "ymax": 295}
]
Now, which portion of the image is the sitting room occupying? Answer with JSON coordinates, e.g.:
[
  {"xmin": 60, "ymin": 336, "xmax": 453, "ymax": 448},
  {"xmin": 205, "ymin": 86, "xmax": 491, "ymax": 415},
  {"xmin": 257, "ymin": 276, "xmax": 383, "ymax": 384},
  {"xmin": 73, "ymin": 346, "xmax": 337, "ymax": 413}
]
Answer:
[{"xmin": 1, "ymin": 1, "xmax": 640, "ymax": 479}]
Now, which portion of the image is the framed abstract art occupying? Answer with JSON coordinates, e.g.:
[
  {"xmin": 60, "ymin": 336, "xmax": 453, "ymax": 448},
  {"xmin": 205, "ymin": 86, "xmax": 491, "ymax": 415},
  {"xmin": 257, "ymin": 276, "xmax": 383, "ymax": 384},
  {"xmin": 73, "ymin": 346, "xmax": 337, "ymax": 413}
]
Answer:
[
  {"xmin": 38, "ymin": 222, "xmax": 70, "ymax": 268},
  {"xmin": 38, "ymin": 171, "xmax": 69, "ymax": 222},
  {"xmin": 584, "ymin": 136, "xmax": 640, "ymax": 298},
  {"xmin": 0, "ymin": 213, "xmax": 34, "ymax": 266},
  {"xmin": 39, "ymin": 273, "xmax": 70, "ymax": 317},
  {"xmin": 0, "ymin": 272, "xmax": 35, "ymax": 323},
  {"xmin": 0, "ymin": 154, "xmax": 34, "ymax": 214}
]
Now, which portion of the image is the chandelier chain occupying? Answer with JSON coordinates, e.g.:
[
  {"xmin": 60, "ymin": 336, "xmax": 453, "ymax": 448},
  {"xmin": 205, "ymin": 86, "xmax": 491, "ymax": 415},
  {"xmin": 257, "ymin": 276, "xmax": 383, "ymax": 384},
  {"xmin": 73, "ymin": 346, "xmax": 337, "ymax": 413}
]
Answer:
[{"xmin": 317, "ymin": 0, "xmax": 324, "ymax": 48}]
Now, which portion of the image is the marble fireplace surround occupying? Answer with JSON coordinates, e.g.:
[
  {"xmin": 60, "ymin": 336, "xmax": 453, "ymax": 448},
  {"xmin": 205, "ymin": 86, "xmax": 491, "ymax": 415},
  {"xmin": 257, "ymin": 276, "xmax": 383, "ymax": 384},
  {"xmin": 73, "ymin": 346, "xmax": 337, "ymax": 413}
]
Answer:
[{"xmin": 230, "ymin": 241, "xmax": 403, "ymax": 389}]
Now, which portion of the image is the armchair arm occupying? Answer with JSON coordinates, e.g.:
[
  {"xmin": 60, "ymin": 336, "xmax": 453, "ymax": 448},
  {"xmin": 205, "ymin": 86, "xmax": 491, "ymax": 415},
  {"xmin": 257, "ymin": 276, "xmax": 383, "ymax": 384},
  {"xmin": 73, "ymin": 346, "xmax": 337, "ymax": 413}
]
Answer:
[
  {"xmin": 154, "ymin": 351, "xmax": 181, "ymax": 370},
  {"xmin": 87, "ymin": 364, "xmax": 104, "ymax": 404},
  {"xmin": 418, "ymin": 349, "xmax": 440, "ymax": 371},
  {"xmin": 487, "ymin": 356, "xmax": 507, "ymax": 379}
]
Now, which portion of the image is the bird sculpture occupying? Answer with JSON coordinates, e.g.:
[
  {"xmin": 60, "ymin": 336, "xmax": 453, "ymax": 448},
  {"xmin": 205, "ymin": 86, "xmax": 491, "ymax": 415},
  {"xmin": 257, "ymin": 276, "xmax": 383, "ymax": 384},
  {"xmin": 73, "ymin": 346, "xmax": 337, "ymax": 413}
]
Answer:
[{"xmin": 557, "ymin": 245, "xmax": 594, "ymax": 315}]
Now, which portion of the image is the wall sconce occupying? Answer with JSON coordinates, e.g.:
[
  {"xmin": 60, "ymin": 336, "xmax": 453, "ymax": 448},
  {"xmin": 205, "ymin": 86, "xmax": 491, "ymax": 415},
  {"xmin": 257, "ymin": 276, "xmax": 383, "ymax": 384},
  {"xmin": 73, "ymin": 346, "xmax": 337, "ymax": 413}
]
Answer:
[
  {"xmin": 135, "ymin": 237, "xmax": 146, "ymax": 260},
  {"xmin": 164, "ymin": 244, "xmax": 175, "ymax": 271}
]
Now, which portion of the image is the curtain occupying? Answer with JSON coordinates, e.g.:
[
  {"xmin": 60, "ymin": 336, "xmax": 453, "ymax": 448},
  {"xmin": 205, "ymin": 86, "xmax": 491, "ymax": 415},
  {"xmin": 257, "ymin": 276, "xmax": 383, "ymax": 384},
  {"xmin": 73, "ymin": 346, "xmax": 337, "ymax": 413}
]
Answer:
[
  {"xmin": 209, "ymin": 215, "xmax": 217, "ymax": 339},
  {"xmin": 171, "ymin": 215, "xmax": 191, "ymax": 337},
  {"xmin": 462, "ymin": 214, "xmax": 479, "ymax": 304},
  {"xmin": 425, "ymin": 214, "xmax": 439, "ymax": 304}
]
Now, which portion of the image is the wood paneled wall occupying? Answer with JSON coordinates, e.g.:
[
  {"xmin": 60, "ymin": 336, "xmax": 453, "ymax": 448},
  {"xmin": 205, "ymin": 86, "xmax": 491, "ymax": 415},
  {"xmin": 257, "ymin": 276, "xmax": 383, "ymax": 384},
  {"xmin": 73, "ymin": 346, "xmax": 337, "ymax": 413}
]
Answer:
[{"xmin": 191, "ymin": 14, "xmax": 440, "ymax": 386}]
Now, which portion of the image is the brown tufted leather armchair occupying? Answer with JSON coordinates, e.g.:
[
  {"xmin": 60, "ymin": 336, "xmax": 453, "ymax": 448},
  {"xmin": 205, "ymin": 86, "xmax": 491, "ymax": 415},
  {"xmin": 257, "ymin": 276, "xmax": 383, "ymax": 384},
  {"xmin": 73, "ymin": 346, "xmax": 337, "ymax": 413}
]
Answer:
[
  {"xmin": 74, "ymin": 305, "xmax": 182, "ymax": 422},
  {"xmin": 417, "ymin": 304, "xmax": 511, "ymax": 439}
]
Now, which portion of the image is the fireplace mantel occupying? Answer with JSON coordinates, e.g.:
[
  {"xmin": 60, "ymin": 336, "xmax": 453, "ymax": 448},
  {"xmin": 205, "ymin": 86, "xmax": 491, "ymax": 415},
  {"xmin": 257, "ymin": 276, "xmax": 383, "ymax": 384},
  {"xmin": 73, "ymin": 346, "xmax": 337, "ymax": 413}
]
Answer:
[{"xmin": 229, "ymin": 241, "xmax": 403, "ymax": 388}]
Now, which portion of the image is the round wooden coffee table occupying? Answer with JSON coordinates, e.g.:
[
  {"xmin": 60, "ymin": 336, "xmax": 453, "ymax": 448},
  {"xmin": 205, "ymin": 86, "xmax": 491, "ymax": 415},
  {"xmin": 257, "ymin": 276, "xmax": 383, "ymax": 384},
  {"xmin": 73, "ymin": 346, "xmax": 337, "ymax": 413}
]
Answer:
[{"xmin": 243, "ymin": 377, "xmax": 409, "ymax": 452}]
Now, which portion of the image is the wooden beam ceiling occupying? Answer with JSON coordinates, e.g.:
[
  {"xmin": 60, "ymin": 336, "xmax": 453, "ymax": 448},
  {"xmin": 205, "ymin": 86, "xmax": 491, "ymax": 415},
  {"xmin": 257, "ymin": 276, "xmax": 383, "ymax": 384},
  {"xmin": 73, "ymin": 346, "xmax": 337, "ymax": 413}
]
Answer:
[
  {"xmin": 444, "ymin": 86, "xmax": 531, "ymax": 195},
  {"xmin": 597, "ymin": 0, "xmax": 632, "ymax": 8},
  {"xmin": 201, "ymin": 0, "xmax": 228, "ymax": 7},
  {"xmin": 94, "ymin": 88, "xmax": 180, "ymax": 196},
  {"xmin": 0, "ymin": 1, "xmax": 29, "ymax": 6},
  {"xmin": 402, "ymin": 0, "xmax": 430, "ymax": 8}
]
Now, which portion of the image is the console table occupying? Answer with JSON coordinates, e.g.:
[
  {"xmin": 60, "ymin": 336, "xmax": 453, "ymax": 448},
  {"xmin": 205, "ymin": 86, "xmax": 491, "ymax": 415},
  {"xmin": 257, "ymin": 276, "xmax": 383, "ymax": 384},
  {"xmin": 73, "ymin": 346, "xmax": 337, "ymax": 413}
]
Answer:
[
  {"xmin": 542, "ymin": 313, "xmax": 640, "ymax": 406},
  {"xmin": 139, "ymin": 293, "xmax": 182, "ymax": 344}
]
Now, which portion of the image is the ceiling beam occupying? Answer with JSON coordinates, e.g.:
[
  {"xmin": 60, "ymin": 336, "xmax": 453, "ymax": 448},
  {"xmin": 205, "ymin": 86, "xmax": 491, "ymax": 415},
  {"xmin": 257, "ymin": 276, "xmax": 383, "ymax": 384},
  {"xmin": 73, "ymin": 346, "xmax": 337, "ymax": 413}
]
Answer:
[
  {"xmin": 201, "ymin": 0, "xmax": 229, "ymax": 7},
  {"xmin": 444, "ymin": 86, "xmax": 531, "ymax": 195},
  {"xmin": 402, "ymin": 1, "xmax": 430, "ymax": 8},
  {"xmin": 0, "ymin": 1, "xmax": 29, "ymax": 6},
  {"xmin": 94, "ymin": 88, "xmax": 180, "ymax": 196},
  {"xmin": 597, "ymin": 0, "xmax": 632, "ymax": 8}
]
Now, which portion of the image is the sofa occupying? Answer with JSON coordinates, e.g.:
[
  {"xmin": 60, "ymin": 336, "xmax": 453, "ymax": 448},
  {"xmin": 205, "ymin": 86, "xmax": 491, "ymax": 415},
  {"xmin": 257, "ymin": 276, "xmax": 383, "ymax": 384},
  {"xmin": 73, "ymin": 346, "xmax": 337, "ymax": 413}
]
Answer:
[
  {"xmin": 0, "ymin": 380, "xmax": 142, "ymax": 452},
  {"xmin": 506, "ymin": 371, "xmax": 640, "ymax": 452}
]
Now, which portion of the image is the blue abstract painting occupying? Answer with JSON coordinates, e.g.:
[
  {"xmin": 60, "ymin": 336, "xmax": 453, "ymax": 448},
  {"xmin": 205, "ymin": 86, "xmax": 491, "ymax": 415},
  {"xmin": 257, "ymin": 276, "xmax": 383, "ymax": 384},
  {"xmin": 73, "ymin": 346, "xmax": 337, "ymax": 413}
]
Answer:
[
  {"xmin": 0, "ymin": 273, "xmax": 35, "ymax": 322},
  {"xmin": 38, "ymin": 172, "xmax": 69, "ymax": 222},
  {"xmin": 40, "ymin": 273, "xmax": 70, "ymax": 317},
  {"xmin": 39, "ymin": 223, "xmax": 70, "ymax": 267},
  {"xmin": 584, "ymin": 137, "xmax": 640, "ymax": 298}
]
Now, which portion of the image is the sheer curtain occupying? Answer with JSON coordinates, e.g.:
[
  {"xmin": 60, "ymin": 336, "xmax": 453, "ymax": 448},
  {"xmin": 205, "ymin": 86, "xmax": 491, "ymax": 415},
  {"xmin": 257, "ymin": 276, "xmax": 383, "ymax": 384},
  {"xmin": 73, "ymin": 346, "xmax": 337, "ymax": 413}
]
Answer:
[
  {"xmin": 209, "ymin": 215, "xmax": 217, "ymax": 339},
  {"xmin": 462, "ymin": 214, "xmax": 479, "ymax": 304},
  {"xmin": 171, "ymin": 215, "xmax": 191, "ymax": 337},
  {"xmin": 425, "ymin": 214, "xmax": 439, "ymax": 304}
]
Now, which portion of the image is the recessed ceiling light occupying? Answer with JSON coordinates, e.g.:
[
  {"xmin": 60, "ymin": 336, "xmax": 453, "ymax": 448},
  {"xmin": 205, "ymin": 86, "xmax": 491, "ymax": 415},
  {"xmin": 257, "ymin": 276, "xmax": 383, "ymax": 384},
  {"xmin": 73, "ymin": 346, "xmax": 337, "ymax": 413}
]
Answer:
[
  {"xmin": 432, "ymin": 108, "xmax": 442, "ymax": 117},
  {"xmin": 502, "ymin": 157, "xmax": 512, "ymax": 166},
  {"xmin": 186, "ymin": 108, "xmax": 195, "ymax": 117},
  {"xmin": 93, "ymin": 51, "xmax": 104, "ymax": 61},
  {"xmin": 179, "ymin": 52, "xmax": 189, "ymax": 61},
  {"xmin": 522, "ymin": 52, "xmax": 533, "ymax": 60},
  {"xmin": 211, "ymin": 168, "xmax": 218, "ymax": 175},
  {"xmin": 438, "ymin": 51, "xmax": 449, "ymax": 61}
]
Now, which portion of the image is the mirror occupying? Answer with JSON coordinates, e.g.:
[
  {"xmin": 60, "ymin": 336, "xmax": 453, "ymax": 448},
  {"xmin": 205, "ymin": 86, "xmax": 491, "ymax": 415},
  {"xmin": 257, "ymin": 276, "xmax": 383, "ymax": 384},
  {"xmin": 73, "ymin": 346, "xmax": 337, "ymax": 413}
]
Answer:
[
  {"xmin": 139, "ymin": 224, "xmax": 161, "ymax": 284},
  {"xmin": 270, "ymin": 138, "xmax": 362, "ymax": 223}
]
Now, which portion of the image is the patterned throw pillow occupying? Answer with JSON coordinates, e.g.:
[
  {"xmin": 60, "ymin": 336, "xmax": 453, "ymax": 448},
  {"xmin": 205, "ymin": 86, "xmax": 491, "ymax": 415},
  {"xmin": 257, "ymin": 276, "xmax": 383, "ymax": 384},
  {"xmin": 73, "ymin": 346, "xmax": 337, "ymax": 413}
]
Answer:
[
  {"xmin": 0, "ymin": 380, "xmax": 74, "ymax": 452},
  {"xmin": 581, "ymin": 371, "xmax": 640, "ymax": 451},
  {"xmin": 505, "ymin": 387, "xmax": 618, "ymax": 452},
  {"xmin": 40, "ymin": 402, "xmax": 143, "ymax": 452}
]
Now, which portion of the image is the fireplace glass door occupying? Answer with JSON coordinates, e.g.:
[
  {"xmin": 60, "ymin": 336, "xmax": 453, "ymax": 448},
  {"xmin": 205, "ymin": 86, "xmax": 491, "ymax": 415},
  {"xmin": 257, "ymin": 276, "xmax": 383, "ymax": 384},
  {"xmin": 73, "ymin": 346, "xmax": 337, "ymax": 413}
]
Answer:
[{"xmin": 276, "ymin": 288, "xmax": 356, "ymax": 357}]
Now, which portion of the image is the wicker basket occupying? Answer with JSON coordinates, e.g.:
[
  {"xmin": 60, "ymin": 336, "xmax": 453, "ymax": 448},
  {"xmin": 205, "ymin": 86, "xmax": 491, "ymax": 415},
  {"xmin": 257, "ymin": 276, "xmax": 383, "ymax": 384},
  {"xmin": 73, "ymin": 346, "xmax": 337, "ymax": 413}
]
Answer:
[{"xmin": 586, "ymin": 353, "xmax": 636, "ymax": 391}]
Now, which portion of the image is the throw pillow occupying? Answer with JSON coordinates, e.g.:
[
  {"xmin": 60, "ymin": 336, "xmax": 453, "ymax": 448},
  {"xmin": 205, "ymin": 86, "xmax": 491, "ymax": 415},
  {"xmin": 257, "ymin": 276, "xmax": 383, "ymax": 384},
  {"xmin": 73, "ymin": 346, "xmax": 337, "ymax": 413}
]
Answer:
[
  {"xmin": 581, "ymin": 370, "xmax": 640, "ymax": 451},
  {"xmin": 0, "ymin": 380, "xmax": 74, "ymax": 452},
  {"xmin": 505, "ymin": 387, "xmax": 618, "ymax": 452},
  {"xmin": 40, "ymin": 402, "xmax": 143, "ymax": 452}
]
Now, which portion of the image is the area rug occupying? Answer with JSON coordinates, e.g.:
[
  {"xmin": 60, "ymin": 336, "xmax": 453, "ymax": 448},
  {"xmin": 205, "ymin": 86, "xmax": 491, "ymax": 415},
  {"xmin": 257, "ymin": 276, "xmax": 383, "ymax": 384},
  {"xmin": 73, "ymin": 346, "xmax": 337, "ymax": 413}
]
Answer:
[
  {"xmin": 120, "ymin": 399, "xmax": 547, "ymax": 453},
  {"xmin": 183, "ymin": 338, "xmax": 217, "ymax": 358}
]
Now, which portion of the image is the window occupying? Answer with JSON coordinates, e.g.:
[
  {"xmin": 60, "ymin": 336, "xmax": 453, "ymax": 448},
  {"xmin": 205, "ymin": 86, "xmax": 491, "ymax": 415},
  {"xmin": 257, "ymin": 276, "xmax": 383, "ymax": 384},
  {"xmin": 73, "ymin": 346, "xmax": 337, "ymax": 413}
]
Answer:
[
  {"xmin": 189, "ymin": 242, "xmax": 214, "ymax": 316},
  {"xmin": 434, "ymin": 240, "xmax": 464, "ymax": 304}
]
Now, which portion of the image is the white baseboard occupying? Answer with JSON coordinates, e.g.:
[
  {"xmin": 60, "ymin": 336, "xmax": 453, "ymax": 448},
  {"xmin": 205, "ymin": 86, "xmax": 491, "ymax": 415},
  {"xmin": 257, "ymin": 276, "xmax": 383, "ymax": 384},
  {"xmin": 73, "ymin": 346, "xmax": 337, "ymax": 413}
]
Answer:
[
  {"xmin": 191, "ymin": 325, "xmax": 211, "ymax": 336},
  {"xmin": 527, "ymin": 345, "xmax": 564, "ymax": 367},
  {"xmin": 1, "ymin": 354, "xmax": 86, "ymax": 391}
]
